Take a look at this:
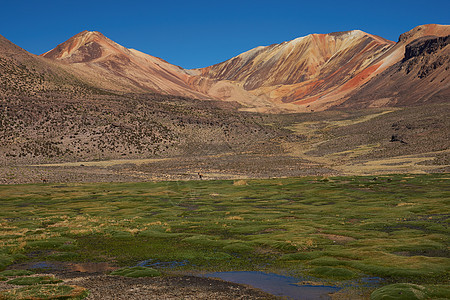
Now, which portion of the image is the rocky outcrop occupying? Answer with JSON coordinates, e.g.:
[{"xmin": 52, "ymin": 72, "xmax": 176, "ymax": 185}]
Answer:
[
  {"xmin": 404, "ymin": 35, "xmax": 449, "ymax": 60},
  {"xmin": 401, "ymin": 35, "xmax": 449, "ymax": 79},
  {"xmin": 43, "ymin": 31, "xmax": 106, "ymax": 63},
  {"xmin": 339, "ymin": 26, "xmax": 449, "ymax": 109}
]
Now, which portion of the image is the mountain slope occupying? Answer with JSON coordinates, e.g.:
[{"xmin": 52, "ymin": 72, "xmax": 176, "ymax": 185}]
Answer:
[
  {"xmin": 38, "ymin": 24, "xmax": 450, "ymax": 112},
  {"xmin": 191, "ymin": 24, "xmax": 449, "ymax": 111},
  {"xmin": 0, "ymin": 33, "xmax": 283, "ymax": 167},
  {"xmin": 340, "ymin": 25, "xmax": 450, "ymax": 108},
  {"xmin": 191, "ymin": 30, "xmax": 394, "ymax": 111},
  {"xmin": 42, "ymin": 31, "xmax": 208, "ymax": 98},
  {"xmin": 195, "ymin": 31, "xmax": 392, "ymax": 89},
  {"xmin": 0, "ymin": 34, "xmax": 98, "ymax": 100}
]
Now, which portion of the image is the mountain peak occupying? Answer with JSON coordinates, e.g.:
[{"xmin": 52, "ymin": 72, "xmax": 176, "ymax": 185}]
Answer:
[
  {"xmin": 198, "ymin": 28, "xmax": 395, "ymax": 92},
  {"xmin": 41, "ymin": 30, "xmax": 128, "ymax": 63},
  {"xmin": 398, "ymin": 24, "xmax": 450, "ymax": 43},
  {"xmin": 73, "ymin": 30, "xmax": 105, "ymax": 40},
  {"xmin": 328, "ymin": 29, "xmax": 364, "ymax": 37}
]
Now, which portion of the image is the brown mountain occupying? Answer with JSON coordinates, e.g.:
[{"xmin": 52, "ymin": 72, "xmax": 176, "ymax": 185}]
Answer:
[
  {"xmin": 42, "ymin": 30, "xmax": 208, "ymax": 99},
  {"xmin": 192, "ymin": 24, "xmax": 449, "ymax": 112},
  {"xmin": 191, "ymin": 30, "xmax": 394, "ymax": 111},
  {"xmin": 340, "ymin": 25, "xmax": 450, "ymax": 108},
  {"xmin": 1, "ymin": 32, "xmax": 283, "ymax": 168},
  {"xmin": 0, "ymin": 33, "xmax": 98, "ymax": 100},
  {"xmin": 20, "ymin": 24, "xmax": 450, "ymax": 112}
]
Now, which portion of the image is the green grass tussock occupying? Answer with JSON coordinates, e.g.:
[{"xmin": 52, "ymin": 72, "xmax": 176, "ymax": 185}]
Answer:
[
  {"xmin": 280, "ymin": 252, "xmax": 323, "ymax": 261},
  {"xmin": 0, "ymin": 284, "xmax": 88, "ymax": 300},
  {"xmin": 0, "ymin": 254, "xmax": 15, "ymax": 271},
  {"xmin": 0, "ymin": 173, "xmax": 448, "ymax": 284},
  {"xmin": 0, "ymin": 270, "xmax": 34, "ymax": 277},
  {"xmin": 308, "ymin": 257, "xmax": 348, "ymax": 266},
  {"xmin": 110, "ymin": 266, "xmax": 161, "ymax": 278},
  {"xmin": 370, "ymin": 283, "xmax": 450, "ymax": 300},
  {"xmin": 222, "ymin": 242, "xmax": 254, "ymax": 253},
  {"xmin": 7, "ymin": 275, "xmax": 62, "ymax": 285},
  {"xmin": 308, "ymin": 266, "xmax": 358, "ymax": 280}
]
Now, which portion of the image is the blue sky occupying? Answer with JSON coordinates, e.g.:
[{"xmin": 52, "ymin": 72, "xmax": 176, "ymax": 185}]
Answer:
[{"xmin": 1, "ymin": 0, "xmax": 449, "ymax": 68}]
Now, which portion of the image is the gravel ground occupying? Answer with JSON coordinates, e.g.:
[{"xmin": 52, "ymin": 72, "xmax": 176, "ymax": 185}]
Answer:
[{"xmin": 0, "ymin": 274, "xmax": 279, "ymax": 300}]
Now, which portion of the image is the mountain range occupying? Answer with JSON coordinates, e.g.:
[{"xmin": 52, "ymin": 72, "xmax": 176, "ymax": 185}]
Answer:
[
  {"xmin": 0, "ymin": 24, "xmax": 448, "ymax": 112},
  {"xmin": 0, "ymin": 24, "xmax": 449, "ymax": 182}
]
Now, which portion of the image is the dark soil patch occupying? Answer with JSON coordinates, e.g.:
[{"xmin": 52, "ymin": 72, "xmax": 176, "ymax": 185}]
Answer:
[{"xmin": 63, "ymin": 274, "xmax": 280, "ymax": 299}]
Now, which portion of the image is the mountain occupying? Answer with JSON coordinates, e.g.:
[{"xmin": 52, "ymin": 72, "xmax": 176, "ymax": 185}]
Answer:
[
  {"xmin": 1, "ymin": 32, "xmax": 281, "ymax": 167},
  {"xmin": 0, "ymin": 34, "xmax": 98, "ymax": 100},
  {"xmin": 339, "ymin": 24, "xmax": 450, "ymax": 108},
  {"xmin": 191, "ymin": 30, "xmax": 394, "ymax": 111},
  {"xmin": 10, "ymin": 24, "xmax": 450, "ymax": 112},
  {"xmin": 42, "ymin": 31, "xmax": 208, "ymax": 99},
  {"xmin": 1, "ymin": 28, "xmax": 449, "ymax": 181},
  {"xmin": 40, "ymin": 30, "xmax": 281, "ymax": 110},
  {"xmin": 191, "ymin": 24, "xmax": 449, "ymax": 112}
]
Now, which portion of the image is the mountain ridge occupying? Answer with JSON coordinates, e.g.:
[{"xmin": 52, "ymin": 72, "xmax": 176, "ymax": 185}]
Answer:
[
  {"xmin": 3, "ymin": 24, "xmax": 449, "ymax": 112},
  {"xmin": 41, "ymin": 30, "xmax": 209, "ymax": 99},
  {"xmin": 192, "ymin": 24, "xmax": 448, "ymax": 111},
  {"xmin": 1, "ymin": 26, "xmax": 449, "ymax": 181}
]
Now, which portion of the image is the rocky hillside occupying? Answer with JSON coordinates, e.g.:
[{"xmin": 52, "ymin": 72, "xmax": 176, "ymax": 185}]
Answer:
[
  {"xmin": 340, "ymin": 27, "xmax": 449, "ymax": 108},
  {"xmin": 191, "ymin": 30, "xmax": 394, "ymax": 111},
  {"xmin": 0, "ymin": 34, "xmax": 99, "ymax": 101},
  {"xmin": 37, "ymin": 24, "xmax": 449, "ymax": 112},
  {"xmin": 1, "ymin": 33, "xmax": 284, "ymax": 166},
  {"xmin": 0, "ymin": 91, "xmax": 286, "ymax": 166},
  {"xmin": 42, "ymin": 31, "xmax": 208, "ymax": 99},
  {"xmin": 191, "ymin": 24, "xmax": 449, "ymax": 111}
]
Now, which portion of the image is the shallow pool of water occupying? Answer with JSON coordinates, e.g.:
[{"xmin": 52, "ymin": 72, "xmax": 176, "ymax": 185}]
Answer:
[
  {"xmin": 203, "ymin": 271, "xmax": 340, "ymax": 300},
  {"xmin": 28, "ymin": 261, "xmax": 59, "ymax": 270},
  {"xmin": 136, "ymin": 259, "xmax": 188, "ymax": 268}
]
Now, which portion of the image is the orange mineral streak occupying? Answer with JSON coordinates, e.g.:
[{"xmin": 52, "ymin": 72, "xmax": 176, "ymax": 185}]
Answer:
[
  {"xmin": 293, "ymin": 95, "xmax": 320, "ymax": 105},
  {"xmin": 340, "ymin": 62, "xmax": 382, "ymax": 91},
  {"xmin": 340, "ymin": 24, "xmax": 450, "ymax": 109},
  {"xmin": 291, "ymin": 80, "xmax": 324, "ymax": 100}
]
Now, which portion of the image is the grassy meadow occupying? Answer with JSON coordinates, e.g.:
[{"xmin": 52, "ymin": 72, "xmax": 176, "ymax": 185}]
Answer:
[{"xmin": 0, "ymin": 174, "xmax": 449, "ymax": 292}]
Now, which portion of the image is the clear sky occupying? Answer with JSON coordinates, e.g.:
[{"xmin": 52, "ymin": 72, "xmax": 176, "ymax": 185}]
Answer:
[{"xmin": 1, "ymin": 0, "xmax": 449, "ymax": 69}]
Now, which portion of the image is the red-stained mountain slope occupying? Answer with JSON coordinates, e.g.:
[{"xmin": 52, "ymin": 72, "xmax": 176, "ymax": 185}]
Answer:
[{"xmin": 34, "ymin": 24, "xmax": 450, "ymax": 112}]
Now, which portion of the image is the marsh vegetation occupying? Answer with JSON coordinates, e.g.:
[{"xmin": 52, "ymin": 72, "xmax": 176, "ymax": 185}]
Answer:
[{"xmin": 0, "ymin": 174, "xmax": 448, "ymax": 298}]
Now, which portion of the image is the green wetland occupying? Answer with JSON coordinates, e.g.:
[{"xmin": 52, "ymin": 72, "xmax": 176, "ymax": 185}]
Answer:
[{"xmin": 0, "ymin": 174, "xmax": 449, "ymax": 298}]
